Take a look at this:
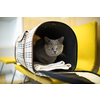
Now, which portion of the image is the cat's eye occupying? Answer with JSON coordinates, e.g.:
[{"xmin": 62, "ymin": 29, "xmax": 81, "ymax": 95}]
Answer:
[
  {"xmin": 57, "ymin": 46, "xmax": 60, "ymax": 49},
  {"xmin": 49, "ymin": 46, "xmax": 53, "ymax": 49}
]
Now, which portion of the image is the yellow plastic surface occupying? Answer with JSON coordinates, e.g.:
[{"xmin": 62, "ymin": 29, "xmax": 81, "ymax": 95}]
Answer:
[
  {"xmin": 72, "ymin": 21, "xmax": 97, "ymax": 71},
  {"xmin": 15, "ymin": 65, "xmax": 67, "ymax": 84},
  {"xmin": 97, "ymin": 66, "xmax": 100, "ymax": 75},
  {"xmin": 0, "ymin": 57, "xmax": 16, "ymax": 64}
]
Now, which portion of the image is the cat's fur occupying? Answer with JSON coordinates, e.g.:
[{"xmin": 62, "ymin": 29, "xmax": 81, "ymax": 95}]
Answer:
[{"xmin": 33, "ymin": 37, "xmax": 64, "ymax": 64}]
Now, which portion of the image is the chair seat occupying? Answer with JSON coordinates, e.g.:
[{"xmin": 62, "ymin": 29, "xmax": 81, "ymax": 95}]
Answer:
[
  {"xmin": 14, "ymin": 65, "xmax": 66, "ymax": 84},
  {"xmin": 0, "ymin": 57, "xmax": 16, "ymax": 64}
]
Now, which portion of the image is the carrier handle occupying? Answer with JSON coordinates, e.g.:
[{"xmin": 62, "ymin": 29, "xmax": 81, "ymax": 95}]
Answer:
[
  {"xmin": 17, "ymin": 31, "xmax": 29, "ymax": 42},
  {"xmin": 36, "ymin": 71, "xmax": 94, "ymax": 84}
]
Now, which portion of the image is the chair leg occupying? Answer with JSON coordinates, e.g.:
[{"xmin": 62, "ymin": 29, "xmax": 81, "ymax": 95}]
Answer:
[
  {"xmin": 22, "ymin": 75, "xmax": 26, "ymax": 84},
  {"xmin": 11, "ymin": 69, "xmax": 16, "ymax": 84},
  {"xmin": 0, "ymin": 63, "xmax": 4, "ymax": 75}
]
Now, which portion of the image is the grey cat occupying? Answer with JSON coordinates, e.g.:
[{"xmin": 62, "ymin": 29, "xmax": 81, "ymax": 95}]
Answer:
[{"xmin": 33, "ymin": 36, "xmax": 64, "ymax": 64}]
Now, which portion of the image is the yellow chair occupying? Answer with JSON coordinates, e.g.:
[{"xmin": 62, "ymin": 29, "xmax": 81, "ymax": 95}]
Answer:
[
  {"xmin": 0, "ymin": 57, "xmax": 17, "ymax": 83},
  {"xmin": 14, "ymin": 21, "xmax": 98, "ymax": 84},
  {"xmin": 15, "ymin": 65, "xmax": 66, "ymax": 84},
  {"xmin": 97, "ymin": 66, "xmax": 100, "ymax": 75},
  {"xmin": 72, "ymin": 21, "xmax": 97, "ymax": 72}
]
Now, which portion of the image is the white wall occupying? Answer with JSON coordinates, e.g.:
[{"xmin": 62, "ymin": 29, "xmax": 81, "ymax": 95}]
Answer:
[
  {"xmin": 0, "ymin": 17, "xmax": 23, "ymax": 75},
  {"xmin": 0, "ymin": 17, "xmax": 23, "ymax": 47}
]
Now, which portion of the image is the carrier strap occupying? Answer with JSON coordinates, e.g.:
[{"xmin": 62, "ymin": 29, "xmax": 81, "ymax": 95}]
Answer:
[{"xmin": 36, "ymin": 71, "xmax": 94, "ymax": 84}]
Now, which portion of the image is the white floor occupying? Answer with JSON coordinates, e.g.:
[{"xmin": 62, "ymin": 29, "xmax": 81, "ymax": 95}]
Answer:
[{"xmin": 5, "ymin": 72, "xmax": 24, "ymax": 82}]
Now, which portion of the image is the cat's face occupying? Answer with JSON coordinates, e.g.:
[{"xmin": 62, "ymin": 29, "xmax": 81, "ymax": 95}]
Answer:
[{"xmin": 44, "ymin": 37, "xmax": 64, "ymax": 57}]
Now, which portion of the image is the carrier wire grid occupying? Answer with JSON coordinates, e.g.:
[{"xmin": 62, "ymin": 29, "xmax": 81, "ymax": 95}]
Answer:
[{"xmin": 15, "ymin": 21, "xmax": 78, "ymax": 82}]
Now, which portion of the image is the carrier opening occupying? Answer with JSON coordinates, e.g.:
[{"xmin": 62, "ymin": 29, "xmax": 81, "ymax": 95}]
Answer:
[{"xmin": 33, "ymin": 21, "xmax": 77, "ymax": 71}]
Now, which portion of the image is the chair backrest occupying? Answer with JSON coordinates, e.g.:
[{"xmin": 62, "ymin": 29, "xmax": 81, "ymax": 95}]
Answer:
[{"xmin": 72, "ymin": 21, "xmax": 97, "ymax": 71}]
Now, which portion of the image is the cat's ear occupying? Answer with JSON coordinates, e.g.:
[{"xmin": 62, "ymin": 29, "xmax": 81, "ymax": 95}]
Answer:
[
  {"xmin": 44, "ymin": 37, "xmax": 50, "ymax": 43},
  {"xmin": 58, "ymin": 36, "xmax": 64, "ymax": 43}
]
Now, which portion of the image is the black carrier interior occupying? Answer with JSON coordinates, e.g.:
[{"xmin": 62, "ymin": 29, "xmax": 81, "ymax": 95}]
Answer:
[{"xmin": 33, "ymin": 21, "xmax": 77, "ymax": 71}]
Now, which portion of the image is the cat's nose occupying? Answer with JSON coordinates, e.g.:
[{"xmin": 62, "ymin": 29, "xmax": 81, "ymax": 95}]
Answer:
[
  {"xmin": 54, "ymin": 51, "xmax": 56, "ymax": 54},
  {"xmin": 53, "ymin": 48, "xmax": 56, "ymax": 54}
]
